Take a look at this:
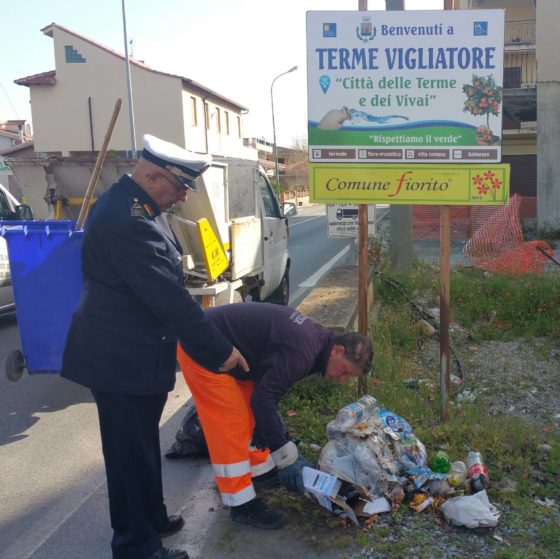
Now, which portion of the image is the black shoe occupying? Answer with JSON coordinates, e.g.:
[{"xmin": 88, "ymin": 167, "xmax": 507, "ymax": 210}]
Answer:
[
  {"xmin": 155, "ymin": 515, "xmax": 185, "ymax": 538},
  {"xmin": 252, "ymin": 467, "xmax": 282, "ymax": 491},
  {"xmin": 148, "ymin": 547, "xmax": 189, "ymax": 559},
  {"xmin": 230, "ymin": 497, "xmax": 286, "ymax": 529}
]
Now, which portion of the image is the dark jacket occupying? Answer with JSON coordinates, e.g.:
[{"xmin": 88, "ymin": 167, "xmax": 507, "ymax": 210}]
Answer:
[
  {"xmin": 61, "ymin": 174, "xmax": 232, "ymax": 395},
  {"xmin": 181, "ymin": 302, "xmax": 337, "ymax": 451}
]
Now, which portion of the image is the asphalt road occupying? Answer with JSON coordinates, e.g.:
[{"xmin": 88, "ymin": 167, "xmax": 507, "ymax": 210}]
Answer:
[{"xmin": 287, "ymin": 204, "xmax": 354, "ymax": 307}]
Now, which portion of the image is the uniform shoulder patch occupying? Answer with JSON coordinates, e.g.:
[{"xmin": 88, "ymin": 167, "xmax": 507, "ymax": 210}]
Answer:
[{"xmin": 130, "ymin": 198, "xmax": 145, "ymax": 217}]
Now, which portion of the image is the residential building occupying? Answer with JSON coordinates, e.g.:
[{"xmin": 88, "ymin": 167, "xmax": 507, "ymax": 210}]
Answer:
[
  {"xmin": 14, "ymin": 23, "xmax": 252, "ymax": 159},
  {"xmin": 457, "ymin": 0, "xmax": 537, "ymax": 220},
  {"xmin": 244, "ymin": 137, "xmax": 309, "ymax": 194},
  {"xmin": 0, "ymin": 142, "xmax": 35, "ymax": 195},
  {"xmin": 0, "ymin": 119, "xmax": 31, "ymax": 148}
]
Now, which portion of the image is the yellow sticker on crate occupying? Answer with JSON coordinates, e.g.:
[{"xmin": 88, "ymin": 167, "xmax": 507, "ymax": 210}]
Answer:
[
  {"xmin": 310, "ymin": 163, "xmax": 510, "ymax": 205},
  {"xmin": 196, "ymin": 218, "xmax": 229, "ymax": 282}
]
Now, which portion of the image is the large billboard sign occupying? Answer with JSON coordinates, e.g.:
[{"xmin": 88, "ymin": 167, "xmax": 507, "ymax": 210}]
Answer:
[{"xmin": 307, "ymin": 10, "xmax": 505, "ymax": 164}]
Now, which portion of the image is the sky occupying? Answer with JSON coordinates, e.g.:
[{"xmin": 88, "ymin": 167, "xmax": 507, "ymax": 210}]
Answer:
[{"xmin": 1, "ymin": 0, "xmax": 443, "ymax": 148}]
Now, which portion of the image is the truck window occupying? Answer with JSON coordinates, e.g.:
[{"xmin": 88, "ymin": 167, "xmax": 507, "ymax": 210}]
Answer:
[
  {"xmin": 0, "ymin": 189, "xmax": 13, "ymax": 220},
  {"xmin": 257, "ymin": 174, "xmax": 281, "ymax": 219}
]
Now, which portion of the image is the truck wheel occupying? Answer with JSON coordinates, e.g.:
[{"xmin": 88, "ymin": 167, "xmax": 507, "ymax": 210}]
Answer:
[
  {"xmin": 265, "ymin": 270, "xmax": 289, "ymax": 306},
  {"xmin": 6, "ymin": 350, "xmax": 26, "ymax": 382}
]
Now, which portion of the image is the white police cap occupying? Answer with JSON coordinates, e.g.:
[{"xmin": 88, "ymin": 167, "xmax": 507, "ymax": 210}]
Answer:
[{"xmin": 141, "ymin": 134, "xmax": 211, "ymax": 191}]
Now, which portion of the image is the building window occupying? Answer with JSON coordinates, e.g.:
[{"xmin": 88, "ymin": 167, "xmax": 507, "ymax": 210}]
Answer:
[
  {"xmin": 204, "ymin": 103, "xmax": 210, "ymax": 130},
  {"xmin": 504, "ymin": 67, "xmax": 522, "ymax": 89},
  {"xmin": 65, "ymin": 45, "xmax": 86, "ymax": 63},
  {"xmin": 190, "ymin": 97, "xmax": 198, "ymax": 126},
  {"xmin": 237, "ymin": 116, "xmax": 242, "ymax": 138},
  {"xmin": 225, "ymin": 111, "xmax": 230, "ymax": 135},
  {"xmin": 216, "ymin": 107, "xmax": 221, "ymax": 133}
]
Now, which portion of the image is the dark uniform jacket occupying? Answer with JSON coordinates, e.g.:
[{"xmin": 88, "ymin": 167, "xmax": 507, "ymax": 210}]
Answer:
[
  {"xmin": 181, "ymin": 302, "xmax": 337, "ymax": 451},
  {"xmin": 61, "ymin": 174, "xmax": 232, "ymax": 395}
]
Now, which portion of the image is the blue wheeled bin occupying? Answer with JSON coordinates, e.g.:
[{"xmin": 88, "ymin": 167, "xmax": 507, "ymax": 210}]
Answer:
[{"xmin": 0, "ymin": 220, "xmax": 83, "ymax": 381}]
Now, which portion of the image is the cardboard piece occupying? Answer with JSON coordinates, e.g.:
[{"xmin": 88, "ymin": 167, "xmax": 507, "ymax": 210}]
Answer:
[{"xmin": 303, "ymin": 467, "xmax": 391, "ymax": 525}]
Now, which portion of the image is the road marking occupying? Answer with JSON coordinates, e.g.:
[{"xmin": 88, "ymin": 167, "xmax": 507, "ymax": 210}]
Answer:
[
  {"xmin": 289, "ymin": 244, "xmax": 350, "ymax": 306},
  {"xmin": 288, "ymin": 215, "xmax": 323, "ymax": 228}
]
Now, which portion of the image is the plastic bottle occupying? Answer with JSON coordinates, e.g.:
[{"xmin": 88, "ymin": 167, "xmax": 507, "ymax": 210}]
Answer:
[
  {"xmin": 467, "ymin": 451, "xmax": 489, "ymax": 493},
  {"xmin": 447, "ymin": 461, "xmax": 467, "ymax": 487},
  {"xmin": 335, "ymin": 402, "xmax": 365, "ymax": 430},
  {"xmin": 357, "ymin": 395, "xmax": 378, "ymax": 417},
  {"xmin": 431, "ymin": 450, "xmax": 451, "ymax": 474},
  {"xmin": 326, "ymin": 419, "xmax": 345, "ymax": 440}
]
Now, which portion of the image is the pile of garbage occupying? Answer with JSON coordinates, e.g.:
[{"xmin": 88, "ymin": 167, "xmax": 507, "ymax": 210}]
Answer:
[{"xmin": 304, "ymin": 395, "xmax": 500, "ymax": 529}]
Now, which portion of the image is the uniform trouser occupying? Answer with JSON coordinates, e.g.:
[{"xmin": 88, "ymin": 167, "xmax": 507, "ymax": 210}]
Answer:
[
  {"xmin": 92, "ymin": 390, "xmax": 168, "ymax": 559},
  {"xmin": 177, "ymin": 346, "xmax": 275, "ymax": 506}
]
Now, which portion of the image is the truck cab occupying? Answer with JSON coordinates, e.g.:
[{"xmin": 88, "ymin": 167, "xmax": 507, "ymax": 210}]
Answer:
[
  {"xmin": 168, "ymin": 158, "xmax": 290, "ymax": 306},
  {"xmin": 0, "ymin": 184, "xmax": 33, "ymax": 314}
]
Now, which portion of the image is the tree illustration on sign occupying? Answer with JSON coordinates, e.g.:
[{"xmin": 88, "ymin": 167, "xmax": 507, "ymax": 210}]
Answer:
[
  {"xmin": 462, "ymin": 74, "xmax": 503, "ymax": 146},
  {"xmin": 472, "ymin": 170, "xmax": 502, "ymax": 201}
]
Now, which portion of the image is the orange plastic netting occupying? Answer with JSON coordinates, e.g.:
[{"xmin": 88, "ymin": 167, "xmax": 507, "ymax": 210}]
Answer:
[{"xmin": 463, "ymin": 194, "xmax": 555, "ymax": 276}]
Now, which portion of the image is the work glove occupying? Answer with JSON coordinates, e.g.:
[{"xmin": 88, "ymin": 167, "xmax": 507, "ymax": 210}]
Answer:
[
  {"xmin": 277, "ymin": 455, "xmax": 313, "ymax": 493},
  {"xmin": 272, "ymin": 440, "xmax": 313, "ymax": 493}
]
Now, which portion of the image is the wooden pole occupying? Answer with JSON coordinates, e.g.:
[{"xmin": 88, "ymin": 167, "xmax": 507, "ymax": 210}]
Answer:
[
  {"xmin": 76, "ymin": 98, "xmax": 123, "ymax": 230},
  {"xmin": 440, "ymin": 0, "xmax": 453, "ymax": 422},
  {"xmin": 356, "ymin": 0, "xmax": 369, "ymax": 398},
  {"xmin": 358, "ymin": 204, "xmax": 369, "ymax": 396},
  {"xmin": 439, "ymin": 206, "xmax": 451, "ymax": 421}
]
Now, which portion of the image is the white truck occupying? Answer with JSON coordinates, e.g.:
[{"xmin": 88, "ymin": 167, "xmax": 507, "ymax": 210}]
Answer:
[
  {"xmin": 0, "ymin": 183, "xmax": 33, "ymax": 314},
  {"xmin": 5, "ymin": 156, "xmax": 293, "ymax": 307}
]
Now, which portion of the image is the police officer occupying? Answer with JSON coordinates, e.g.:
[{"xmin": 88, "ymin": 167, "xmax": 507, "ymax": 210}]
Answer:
[{"xmin": 62, "ymin": 134, "xmax": 248, "ymax": 559}]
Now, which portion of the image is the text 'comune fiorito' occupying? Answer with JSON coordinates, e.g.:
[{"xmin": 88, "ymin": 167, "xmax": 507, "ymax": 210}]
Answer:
[{"xmin": 325, "ymin": 171, "xmax": 449, "ymax": 198}]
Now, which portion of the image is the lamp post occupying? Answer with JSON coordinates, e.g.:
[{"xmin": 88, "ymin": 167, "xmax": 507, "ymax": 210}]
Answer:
[
  {"xmin": 271, "ymin": 65, "xmax": 297, "ymax": 197},
  {"xmin": 121, "ymin": 0, "xmax": 136, "ymax": 158}
]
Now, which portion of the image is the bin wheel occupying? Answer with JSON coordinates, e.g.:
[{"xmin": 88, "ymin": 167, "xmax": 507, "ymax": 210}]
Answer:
[{"xmin": 6, "ymin": 350, "xmax": 26, "ymax": 382}]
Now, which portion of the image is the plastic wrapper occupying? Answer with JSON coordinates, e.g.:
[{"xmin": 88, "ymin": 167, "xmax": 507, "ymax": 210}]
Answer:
[
  {"xmin": 165, "ymin": 400, "xmax": 208, "ymax": 459},
  {"xmin": 441, "ymin": 490, "xmax": 500, "ymax": 528},
  {"xmin": 405, "ymin": 467, "xmax": 447, "ymax": 489},
  {"xmin": 379, "ymin": 409, "xmax": 427, "ymax": 472},
  {"xmin": 319, "ymin": 405, "xmax": 428, "ymax": 497},
  {"xmin": 318, "ymin": 434, "xmax": 399, "ymax": 496}
]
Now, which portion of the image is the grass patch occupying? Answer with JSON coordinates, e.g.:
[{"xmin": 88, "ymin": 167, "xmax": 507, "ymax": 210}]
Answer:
[
  {"xmin": 277, "ymin": 263, "xmax": 560, "ymax": 557},
  {"xmin": 451, "ymin": 268, "xmax": 560, "ymax": 342}
]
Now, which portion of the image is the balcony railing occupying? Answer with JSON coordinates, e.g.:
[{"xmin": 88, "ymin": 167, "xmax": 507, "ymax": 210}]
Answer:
[
  {"xmin": 505, "ymin": 20, "xmax": 535, "ymax": 46},
  {"xmin": 504, "ymin": 50, "xmax": 537, "ymax": 88}
]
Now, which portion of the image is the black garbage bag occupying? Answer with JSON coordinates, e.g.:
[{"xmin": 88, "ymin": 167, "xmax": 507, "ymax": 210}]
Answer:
[{"xmin": 165, "ymin": 400, "xmax": 209, "ymax": 459}]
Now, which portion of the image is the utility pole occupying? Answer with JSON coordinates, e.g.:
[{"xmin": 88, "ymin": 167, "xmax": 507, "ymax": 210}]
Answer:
[{"xmin": 386, "ymin": 0, "xmax": 413, "ymax": 270}]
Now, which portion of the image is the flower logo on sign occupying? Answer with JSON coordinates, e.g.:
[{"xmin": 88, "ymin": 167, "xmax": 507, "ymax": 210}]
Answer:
[{"xmin": 472, "ymin": 170, "xmax": 502, "ymax": 200}]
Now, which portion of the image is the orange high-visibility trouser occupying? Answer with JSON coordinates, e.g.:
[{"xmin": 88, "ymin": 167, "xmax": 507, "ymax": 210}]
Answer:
[{"xmin": 176, "ymin": 345, "xmax": 275, "ymax": 506}]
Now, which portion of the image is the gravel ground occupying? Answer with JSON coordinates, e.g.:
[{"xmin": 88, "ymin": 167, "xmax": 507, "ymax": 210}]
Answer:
[{"xmin": 342, "ymin": 328, "xmax": 560, "ymax": 559}]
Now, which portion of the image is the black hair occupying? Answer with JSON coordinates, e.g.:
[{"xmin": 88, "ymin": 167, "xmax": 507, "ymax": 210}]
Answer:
[{"xmin": 333, "ymin": 332, "xmax": 373, "ymax": 375}]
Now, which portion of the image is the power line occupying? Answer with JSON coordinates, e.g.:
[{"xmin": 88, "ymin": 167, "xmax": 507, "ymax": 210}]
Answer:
[{"xmin": 0, "ymin": 80, "xmax": 20, "ymax": 119}]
